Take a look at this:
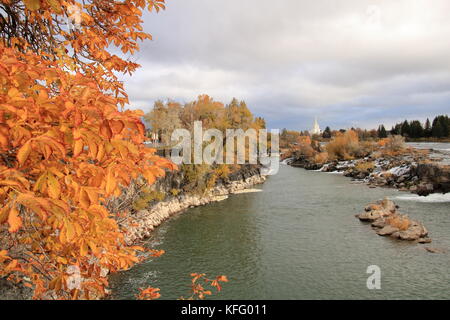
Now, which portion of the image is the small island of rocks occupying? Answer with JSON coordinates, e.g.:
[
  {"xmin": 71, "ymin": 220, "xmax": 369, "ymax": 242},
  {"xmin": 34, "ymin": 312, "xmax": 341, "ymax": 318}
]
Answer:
[{"xmin": 356, "ymin": 199, "xmax": 430, "ymax": 243}]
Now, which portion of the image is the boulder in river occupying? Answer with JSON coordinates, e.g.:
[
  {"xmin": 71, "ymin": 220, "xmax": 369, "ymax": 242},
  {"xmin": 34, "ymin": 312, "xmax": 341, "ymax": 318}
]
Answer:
[
  {"xmin": 376, "ymin": 225, "xmax": 399, "ymax": 236},
  {"xmin": 424, "ymin": 247, "xmax": 446, "ymax": 254},
  {"xmin": 357, "ymin": 199, "xmax": 431, "ymax": 242}
]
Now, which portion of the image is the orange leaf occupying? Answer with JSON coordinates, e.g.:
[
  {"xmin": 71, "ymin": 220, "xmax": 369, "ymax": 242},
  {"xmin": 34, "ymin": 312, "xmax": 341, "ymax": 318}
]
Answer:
[
  {"xmin": 73, "ymin": 139, "xmax": 83, "ymax": 157},
  {"xmin": 8, "ymin": 207, "xmax": 22, "ymax": 233},
  {"xmin": 109, "ymin": 120, "xmax": 124, "ymax": 134},
  {"xmin": 100, "ymin": 121, "xmax": 112, "ymax": 140}
]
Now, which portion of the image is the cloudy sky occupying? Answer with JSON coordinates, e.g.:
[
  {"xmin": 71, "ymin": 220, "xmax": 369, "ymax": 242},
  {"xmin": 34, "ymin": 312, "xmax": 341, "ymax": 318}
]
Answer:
[{"xmin": 120, "ymin": 0, "xmax": 450, "ymax": 131}]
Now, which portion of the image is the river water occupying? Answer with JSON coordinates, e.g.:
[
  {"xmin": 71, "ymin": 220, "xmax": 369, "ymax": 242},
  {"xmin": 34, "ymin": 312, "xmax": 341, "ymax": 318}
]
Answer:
[{"xmin": 111, "ymin": 144, "xmax": 450, "ymax": 300}]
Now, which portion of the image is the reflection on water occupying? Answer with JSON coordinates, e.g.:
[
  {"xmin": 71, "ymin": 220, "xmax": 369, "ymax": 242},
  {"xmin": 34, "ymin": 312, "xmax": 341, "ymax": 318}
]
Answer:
[{"xmin": 110, "ymin": 165, "xmax": 450, "ymax": 300}]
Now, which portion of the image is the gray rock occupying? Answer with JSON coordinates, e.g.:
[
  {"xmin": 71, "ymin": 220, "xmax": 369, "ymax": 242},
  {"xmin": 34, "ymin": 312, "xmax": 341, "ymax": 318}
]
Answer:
[
  {"xmin": 380, "ymin": 198, "xmax": 397, "ymax": 213},
  {"xmin": 358, "ymin": 210, "xmax": 381, "ymax": 221},
  {"xmin": 425, "ymin": 247, "xmax": 446, "ymax": 254},
  {"xmin": 377, "ymin": 225, "xmax": 399, "ymax": 236},
  {"xmin": 371, "ymin": 218, "xmax": 386, "ymax": 228},
  {"xmin": 397, "ymin": 224, "xmax": 427, "ymax": 241}
]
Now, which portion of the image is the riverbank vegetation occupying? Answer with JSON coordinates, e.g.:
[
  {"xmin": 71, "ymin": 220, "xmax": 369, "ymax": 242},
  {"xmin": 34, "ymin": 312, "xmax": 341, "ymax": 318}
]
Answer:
[
  {"xmin": 143, "ymin": 95, "xmax": 267, "ymax": 194},
  {"xmin": 287, "ymin": 127, "xmax": 450, "ymax": 196},
  {"xmin": 281, "ymin": 114, "xmax": 449, "ymax": 148},
  {"xmin": 285, "ymin": 129, "xmax": 409, "ymax": 165}
]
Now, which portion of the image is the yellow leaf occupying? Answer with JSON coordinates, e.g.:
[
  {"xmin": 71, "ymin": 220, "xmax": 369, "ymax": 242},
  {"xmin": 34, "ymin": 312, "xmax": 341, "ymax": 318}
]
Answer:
[
  {"xmin": 7, "ymin": 88, "xmax": 20, "ymax": 98},
  {"xmin": 47, "ymin": 0, "xmax": 62, "ymax": 13},
  {"xmin": 56, "ymin": 257, "xmax": 68, "ymax": 264},
  {"xmin": 79, "ymin": 189, "xmax": 90, "ymax": 208},
  {"xmin": 80, "ymin": 241, "xmax": 89, "ymax": 257},
  {"xmin": 65, "ymin": 221, "xmax": 75, "ymax": 241},
  {"xmin": 0, "ymin": 207, "xmax": 9, "ymax": 224},
  {"xmin": 143, "ymin": 170, "xmax": 156, "ymax": 185},
  {"xmin": 96, "ymin": 143, "xmax": 105, "ymax": 162},
  {"xmin": 47, "ymin": 174, "xmax": 61, "ymax": 199},
  {"xmin": 105, "ymin": 169, "xmax": 116, "ymax": 195},
  {"xmin": 88, "ymin": 241, "xmax": 99, "ymax": 255},
  {"xmin": 16, "ymin": 193, "xmax": 48, "ymax": 221},
  {"xmin": 17, "ymin": 140, "xmax": 32, "ymax": 165},
  {"xmin": 24, "ymin": 0, "xmax": 40, "ymax": 11}
]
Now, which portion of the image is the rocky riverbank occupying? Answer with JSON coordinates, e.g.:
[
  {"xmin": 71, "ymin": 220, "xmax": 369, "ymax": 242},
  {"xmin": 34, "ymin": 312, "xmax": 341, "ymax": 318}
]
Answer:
[
  {"xmin": 121, "ymin": 172, "xmax": 266, "ymax": 245},
  {"xmin": 356, "ymin": 199, "xmax": 431, "ymax": 243},
  {"xmin": 290, "ymin": 148, "xmax": 450, "ymax": 196}
]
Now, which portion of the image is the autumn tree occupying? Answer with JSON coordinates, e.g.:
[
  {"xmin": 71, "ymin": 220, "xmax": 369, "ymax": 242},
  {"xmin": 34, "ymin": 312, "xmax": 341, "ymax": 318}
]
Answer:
[
  {"xmin": 0, "ymin": 0, "xmax": 166, "ymax": 103},
  {"xmin": 225, "ymin": 98, "xmax": 253, "ymax": 130},
  {"xmin": 144, "ymin": 100, "xmax": 182, "ymax": 145},
  {"xmin": 0, "ymin": 0, "xmax": 176, "ymax": 300}
]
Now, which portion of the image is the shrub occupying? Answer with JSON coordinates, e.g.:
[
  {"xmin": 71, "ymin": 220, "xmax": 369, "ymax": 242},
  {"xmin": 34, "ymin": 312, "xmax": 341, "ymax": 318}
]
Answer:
[
  {"xmin": 214, "ymin": 164, "xmax": 231, "ymax": 180},
  {"xmin": 385, "ymin": 215, "xmax": 410, "ymax": 231},
  {"xmin": 379, "ymin": 135, "xmax": 406, "ymax": 154},
  {"xmin": 132, "ymin": 189, "xmax": 166, "ymax": 211},
  {"xmin": 314, "ymin": 152, "xmax": 329, "ymax": 164},
  {"xmin": 297, "ymin": 143, "xmax": 316, "ymax": 158},
  {"xmin": 325, "ymin": 130, "xmax": 362, "ymax": 160}
]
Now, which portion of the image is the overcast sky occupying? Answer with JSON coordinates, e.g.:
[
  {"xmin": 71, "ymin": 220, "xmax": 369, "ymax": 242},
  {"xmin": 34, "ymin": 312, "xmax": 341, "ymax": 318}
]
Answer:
[{"xmin": 120, "ymin": 0, "xmax": 450, "ymax": 131}]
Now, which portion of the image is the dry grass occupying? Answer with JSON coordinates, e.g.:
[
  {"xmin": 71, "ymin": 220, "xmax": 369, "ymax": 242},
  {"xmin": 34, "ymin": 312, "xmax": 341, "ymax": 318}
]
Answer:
[
  {"xmin": 325, "ymin": 130, "xmax": 362, "ymax": 160},
  {"xmin": 314, "ymin": 152, "xmax": 329, "ymax": 164},
  {"xmin": 294, "ymin": 140, "xmax": 316, "ymax": 158},
  {"xmin": 378, "ymin": 135, "xmax": 406, "ymax": 155},
  {"xmin": 355, "ymin": 161, "xmax": 375, "ymax": 172},
  {"xmin": 385, "ymin": 215, "xmax": 410, "ymax": 231}
]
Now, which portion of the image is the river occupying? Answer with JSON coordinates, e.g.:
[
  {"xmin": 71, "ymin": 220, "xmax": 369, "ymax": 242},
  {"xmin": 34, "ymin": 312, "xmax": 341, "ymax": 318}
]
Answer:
[{"xmin": 111, "ymin": 144, "xmax": 450, "ymax": 300}]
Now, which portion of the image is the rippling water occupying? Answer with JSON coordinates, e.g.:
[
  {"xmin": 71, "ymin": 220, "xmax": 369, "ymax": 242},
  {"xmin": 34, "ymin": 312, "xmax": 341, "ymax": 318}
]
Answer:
[
  {"xmin": 407, "ymin": 142, "xmax": 450, "ymax": 164},
  {"xmin": 111, "ymin": 164, "xmax": 450, "ymax": 300}
]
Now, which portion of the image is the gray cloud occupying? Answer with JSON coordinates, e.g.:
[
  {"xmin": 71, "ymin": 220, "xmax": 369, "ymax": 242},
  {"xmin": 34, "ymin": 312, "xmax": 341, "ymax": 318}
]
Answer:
[{"xmin": 120, "ymin": 0, "xmax": 450, "ymax": 130}]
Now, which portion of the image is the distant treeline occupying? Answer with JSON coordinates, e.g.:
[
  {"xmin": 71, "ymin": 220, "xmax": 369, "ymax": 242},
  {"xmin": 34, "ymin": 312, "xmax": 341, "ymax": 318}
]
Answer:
[
  {"xmin": 377, "ymin": 115, "xmax": 450, "ymax": 139},
  {"xmin": 280, "ymin": 114, "xmax": 449, "ymax": 147}
]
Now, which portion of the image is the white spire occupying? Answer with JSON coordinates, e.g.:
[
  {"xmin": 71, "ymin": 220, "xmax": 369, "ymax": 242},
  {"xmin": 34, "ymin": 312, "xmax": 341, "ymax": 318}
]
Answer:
[{"xmin": 311, "ymin": 117, "xmax": 321, "ymax": 135}]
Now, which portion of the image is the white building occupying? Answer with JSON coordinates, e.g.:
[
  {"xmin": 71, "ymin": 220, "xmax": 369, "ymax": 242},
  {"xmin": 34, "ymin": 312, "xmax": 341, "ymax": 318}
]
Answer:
[{"xmin": 311, "ymin": 117, "xmax": 321, "ymax": 135}]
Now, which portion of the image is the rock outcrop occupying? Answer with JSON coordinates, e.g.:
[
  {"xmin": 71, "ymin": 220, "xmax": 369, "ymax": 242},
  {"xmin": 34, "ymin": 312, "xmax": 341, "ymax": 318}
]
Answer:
[
  {"xmin": 415, "ymin": 163, "xmax": 450, "ymax": 195},
  {"xmin": 122, "ymin": 171, "xmax": 266, "ymax": 245},
  {"xmin": 356, "ymin": 199, "xmax": 430, "ymax": 242},
  {"xmin": 306, "ymin": 151, "xmax": 450, "ymax": 196}
]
